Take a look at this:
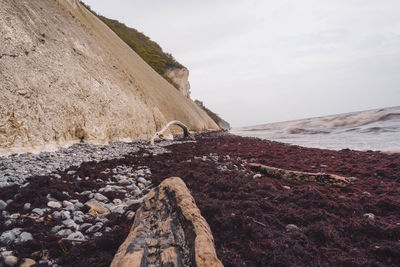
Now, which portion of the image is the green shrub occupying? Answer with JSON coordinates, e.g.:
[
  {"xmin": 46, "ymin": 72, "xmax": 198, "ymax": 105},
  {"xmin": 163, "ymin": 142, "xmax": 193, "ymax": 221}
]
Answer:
[
  {"xmin": 81, "ymin": 2, "xmax": 184, "ymax": 85},
  {"xmin": 194, "ymin": 100, "xmax": 222, "ymax": 126}
]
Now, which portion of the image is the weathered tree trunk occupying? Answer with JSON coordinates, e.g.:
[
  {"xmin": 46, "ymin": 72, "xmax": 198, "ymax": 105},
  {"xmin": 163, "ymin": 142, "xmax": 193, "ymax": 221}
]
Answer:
[
  {"xmin": 248, "ymin": 163, "xmax": 350, "ymax": 187},
  {"xmin": 150, "ymin": 120, "xmax": 195, "ymax": 145},
  {"xmin": 111, "ymin": 177, "xmax": 223, "ymax": 267}
]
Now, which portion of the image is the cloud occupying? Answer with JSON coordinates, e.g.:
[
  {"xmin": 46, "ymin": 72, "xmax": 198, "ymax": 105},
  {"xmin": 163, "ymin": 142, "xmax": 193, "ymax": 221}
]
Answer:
[{"xmin": 84, "ymin": 0, "xmax": 400, "ymax": 127}]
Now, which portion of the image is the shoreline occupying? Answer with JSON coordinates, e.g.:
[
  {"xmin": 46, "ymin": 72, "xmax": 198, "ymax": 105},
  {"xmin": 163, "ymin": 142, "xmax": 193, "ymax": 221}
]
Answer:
[{"xmin": 1, "ymin": 131, "xmax": 399, "ymax": 266}]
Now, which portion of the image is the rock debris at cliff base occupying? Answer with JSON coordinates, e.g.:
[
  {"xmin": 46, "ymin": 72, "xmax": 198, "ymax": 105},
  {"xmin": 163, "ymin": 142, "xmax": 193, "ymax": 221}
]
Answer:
[{"xmin": 1, "ymin": 132, "xmax": 400, "ymax": 266}]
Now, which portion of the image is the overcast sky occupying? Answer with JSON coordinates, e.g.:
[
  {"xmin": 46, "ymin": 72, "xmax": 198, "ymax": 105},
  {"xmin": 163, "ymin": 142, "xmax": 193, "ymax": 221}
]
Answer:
[{"xmin": 83, "ymin": 0, "xmax": 400, "ymax": 127}]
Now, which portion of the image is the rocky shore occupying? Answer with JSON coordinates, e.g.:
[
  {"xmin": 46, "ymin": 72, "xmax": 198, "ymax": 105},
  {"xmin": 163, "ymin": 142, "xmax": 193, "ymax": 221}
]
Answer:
[{"xmin": 1, "ymin": 132, "xmax": 400, "ymax": 266}]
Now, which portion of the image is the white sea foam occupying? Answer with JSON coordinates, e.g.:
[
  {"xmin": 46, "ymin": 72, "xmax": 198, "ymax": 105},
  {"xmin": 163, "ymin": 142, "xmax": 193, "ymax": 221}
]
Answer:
[{"xmin": 232, "ymin": 106, "xmax": 400, "ymax": 152}]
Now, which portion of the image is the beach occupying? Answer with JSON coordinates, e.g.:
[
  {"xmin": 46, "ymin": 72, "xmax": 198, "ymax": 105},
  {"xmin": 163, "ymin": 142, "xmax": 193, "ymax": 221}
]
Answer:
[{"xmin": 0, "ymin": 131, "xmax": 399, "ymax": 266}]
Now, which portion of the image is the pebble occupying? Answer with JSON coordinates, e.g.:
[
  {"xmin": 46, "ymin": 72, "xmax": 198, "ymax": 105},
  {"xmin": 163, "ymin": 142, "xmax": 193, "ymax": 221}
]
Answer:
[
  {"xmin": 62, "ymin": 219, "xmax": 78, "ymax": 230},
  {"xmin": 73, "ymin": 214, "xmax": 84, "ymax": 223},
  {"xmin": 63, "ymin": 200, "xmax": 73, "ymax": 207},
  {"xmin": 65, "ymin": 205, "xmax": 76, "ymax": 212},
  {"xmin": 0, "ymin": 228, "xmax": 21, "ymax": 245},
  {"xmin": 51, "ymin": 225, "xmax": 64, "ymax": 233},
  {"xmin": 86, "ymin": 223, "xmax": 103, "ymax": 233},
  {"xmin": 3, "ymin": 220, "xmax": 13, "ymax": 227},
  {"xmin": 46, "ymin": 194, "xmax": 58, "ymax": 202},
  {"xmin": 32, "ymin": 208, "xmax": 46, "ymax": 216},
  {"xmin": 4, "ymin": 255, "xmax": 19, "ymax": 266},
  {"xmin": 67, "ymin": 231, "xmax": 85, "ymax": 242},
  {"xmin": 112, "ymin": 205, "xmax": 127, "ymax": 214},
  {"xmin": 93, "ymin": 232, "xmax": 103, "ymax": 238},
  {"xmin": 0, "ymin": 250, "xmax": 13, "ymax": 258},
  {"xmin": 136, "ymin": 170, "xmax": 145, "ymax": 176},
  {"xmin": 113, "ymin": 198, "xmax": 122, "ymax": 205},
  {"xmin": 56, "ymin": 229, "xmax": 73, "ymax": 237},
  {"xmin": 61, "ymin": 210, "xmax": 71, "ymax": 220},
  {"xmin": 20, "ymin": 258, "xmax": 36, "ymax": 267},
  {"xmin": 17, "ymin": 232, "xmax": 34, "ymax": 243},
  {"xmin": 79, "ymin": 223, "xmax": 92, "ymax": 232},
  {"xmin": 0, "ymin": 231, "xmax": 16, "ymax": 245},
  {"xmin": 137, "ymin": 177, "xmax": 150, "ymax": 186},
  {"xmin": 47, "ymin": 201, "xmax": 62, "ymax": 208},
  {"xmin": 286, "ymin": 224, "xmax": 300, "ymax": 232},
  {"xmin": 282, "ymin": 186, "xmax": 291, "ymax": 190},
  {"xmin": 364, "ymin": 213, "xmax": 375, "ymax": 221},
  {"xmin": 38, "ymin": 260, "xmax": 51, "ymax": 265},
  {"xmin": 85, "ymin": 199, "xmax": 109, "ymax": 215},
  {"xmin": 126, "ymin": 211, "xmax": 135, "ymax": 220},
  {"xmin": 253, "ymin": 174, "xmax": 262, "ymax": 179},
  {"xmin": 9, "ymin": 213, "xmax": 20, "ymax": 219},
  {"xmin": 94, "ymin": 193, "xmax": 109, "ymax": 202},
  {"xmin": 362, "ymin": 191, "xmax": 371, "ymax": 196},
  {"xmin": 0, "ymin": 200, "xmax": 7, "ymax": 210},
  {"xmin": 75, "ymin": 201, "xmax": 84, "ymax": 208},
  {"xmin": 23, "ymin": 203, "xmax": 31, "ymax": 210},
  {"xmin": 320, "ymin": 164, "xmax": 328, "ymax": 168},
  {"xmin": 347, "ymin": 177, "xmax": 357, "ymax": 182}
]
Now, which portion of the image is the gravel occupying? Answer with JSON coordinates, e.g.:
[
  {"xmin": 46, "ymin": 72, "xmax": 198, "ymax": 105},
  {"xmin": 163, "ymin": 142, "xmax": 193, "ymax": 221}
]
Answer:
[
  {"xmin": 0, "ymin": 137, "xmax": 196, "ymax": 266},
  {"xmin": 0, "ymin": 139, "xmax": 175, "ymax": 188}
]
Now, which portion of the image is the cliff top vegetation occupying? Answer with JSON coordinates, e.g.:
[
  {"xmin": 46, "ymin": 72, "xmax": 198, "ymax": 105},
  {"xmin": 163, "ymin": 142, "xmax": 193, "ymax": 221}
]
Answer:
[{"xmin": 81, "ymin": 2, "xmax": 183, "ymax": 86}]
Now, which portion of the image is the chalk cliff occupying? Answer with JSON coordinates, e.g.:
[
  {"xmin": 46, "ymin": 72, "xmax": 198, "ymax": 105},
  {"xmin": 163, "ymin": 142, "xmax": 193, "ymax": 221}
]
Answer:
[
  {"xmin": 165, "ymin": 67, "xmax": 191, "ymax": 98},
  {"xmin": 0, "ymin": 0, "xmax": 218, "ymax": 155}
]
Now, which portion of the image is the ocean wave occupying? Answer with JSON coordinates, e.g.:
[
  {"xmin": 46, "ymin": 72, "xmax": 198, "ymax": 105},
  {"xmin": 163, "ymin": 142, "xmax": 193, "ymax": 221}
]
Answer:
[
  {"xmin": 286, "ymin": 127, "xmax": 330, "ymax": 135},
  {"xmin": 232, "ymin": 106, "xmax": 400, "ymax": 151},
  {"xmin": 280, "ymin": 108, "xmax": 400, "ymax": 133}
]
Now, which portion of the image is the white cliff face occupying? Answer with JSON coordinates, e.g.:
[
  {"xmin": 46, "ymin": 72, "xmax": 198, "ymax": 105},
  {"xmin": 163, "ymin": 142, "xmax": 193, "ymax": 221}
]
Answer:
[
  {"xmin": 165, "ymin": 68, "xmax": 191, "ymax": 98},
  {"xmin": 0, "ymin": 0, "xmax": 218, "ymax": 155}
]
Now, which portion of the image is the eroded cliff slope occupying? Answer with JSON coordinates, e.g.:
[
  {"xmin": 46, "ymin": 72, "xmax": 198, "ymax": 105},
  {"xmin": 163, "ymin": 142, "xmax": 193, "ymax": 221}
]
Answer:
[{"xmin": 0, "ymin": 0, "xmax": 218, "ymax": 154}]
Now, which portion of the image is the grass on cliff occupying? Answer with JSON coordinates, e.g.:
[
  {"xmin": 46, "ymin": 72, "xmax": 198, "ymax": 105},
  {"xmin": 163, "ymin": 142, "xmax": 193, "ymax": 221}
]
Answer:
[
  {"xmin": 81, "ymin": 2, "xmax": 183, "ymax": 86},
  {"xmin": 194, "ymin": 100, "xmax": 223, "ymax": 127}
]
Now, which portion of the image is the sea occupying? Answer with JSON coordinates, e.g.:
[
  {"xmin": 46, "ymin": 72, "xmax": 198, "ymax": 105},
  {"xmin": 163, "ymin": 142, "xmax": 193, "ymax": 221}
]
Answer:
[{"xmin": 231, "ymin": 106, "xmax": 400, "ymax": 153}]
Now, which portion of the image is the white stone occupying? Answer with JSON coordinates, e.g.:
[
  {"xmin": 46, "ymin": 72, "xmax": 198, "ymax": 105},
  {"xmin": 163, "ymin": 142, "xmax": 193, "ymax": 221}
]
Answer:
[
  {"xmin": 286, "ymin": 224, "xmax": 300, "ymax": 231},
  {"xmin": 18, "ymin": 232, "xmax": 34, "ymax": 243},
  {"xmin": 0, "ymin": 231, "xmax": 16, "ymax": 245},
  {"xmin": 56, "ymin": 229, "xmax": 73, "ymax": 237},
  {"xmin": 253, "ymin": 174, "xmax": 262, "ymax": 179},
  {"xmin": 364, "ymin": 213, "xmax": 375, "ymax": 221},
  {"xmin": 4, "ymin": 255, "xmax": 19, "ymax": 266},
  {"xmin": 63, "ymin": 200, "xmax": 73, "ymax": 207},
  {"xmin": 23, "ymin": 203, "xmax": 31, "ymax": 210},
  {"xmin": 94, "ymin": 193, "xmax": 109, "ymax": 202},
  {"xmin": 47, "ymin": 201, "xmax": 62, "ymax": 209}
]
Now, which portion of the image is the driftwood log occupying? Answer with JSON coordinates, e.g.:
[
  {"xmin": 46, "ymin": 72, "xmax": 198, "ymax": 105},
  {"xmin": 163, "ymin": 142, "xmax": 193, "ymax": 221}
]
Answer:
[
  {"xmin": 111, "ymin": 177, "xmax": 223, "ymax": 267},
  {"xmin": 150, "ymin": 120, "xmax": 195, "ymax": 145},
  {"xmin": 248, "ymin": 163, "xmax": 350, "ymax": 187}
]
